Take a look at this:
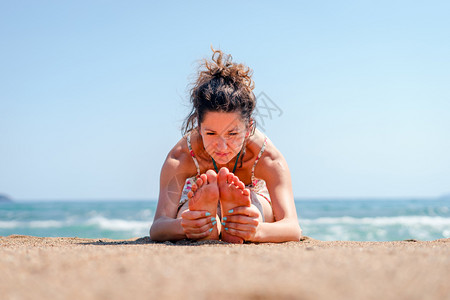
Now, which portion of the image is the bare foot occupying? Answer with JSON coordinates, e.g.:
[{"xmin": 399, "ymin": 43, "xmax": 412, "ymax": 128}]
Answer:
[
  {"xmin": 218, "ymin": 167, "xmax": 252, "ymax": 244},
  {"xmin": 188, "ymin": 170, "xmax": 220, "ymax": 239}
]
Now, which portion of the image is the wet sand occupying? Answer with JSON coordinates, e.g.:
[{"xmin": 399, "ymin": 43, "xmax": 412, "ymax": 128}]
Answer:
[{"xmin": 0, "ymin": 235, "xmax": 449, "ymax": 300}]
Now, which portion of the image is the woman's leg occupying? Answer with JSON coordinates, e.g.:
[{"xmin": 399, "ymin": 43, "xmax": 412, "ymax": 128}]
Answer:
[{"xmin": 249, "ymin": 191, "xmax": 274, "ymax": 223}]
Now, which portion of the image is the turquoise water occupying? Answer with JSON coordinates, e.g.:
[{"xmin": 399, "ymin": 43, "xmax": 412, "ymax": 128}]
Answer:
[{"xmin": 0, "ymin": 199, "xmax": 449, "ymax": 241}]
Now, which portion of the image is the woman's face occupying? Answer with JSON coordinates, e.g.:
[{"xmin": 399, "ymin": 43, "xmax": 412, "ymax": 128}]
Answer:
[{"xmin": 199, "ymin": 111, "xmax": 249, "ymax": 165}]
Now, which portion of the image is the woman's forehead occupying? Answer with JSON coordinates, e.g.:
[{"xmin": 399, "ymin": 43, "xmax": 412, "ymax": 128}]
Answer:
[{"xmin": 201, "ymin": 111, "xmax": 246, "ymax": 130}]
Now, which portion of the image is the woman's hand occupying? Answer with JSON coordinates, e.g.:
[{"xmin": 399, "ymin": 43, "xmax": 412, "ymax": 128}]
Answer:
[
  {"xmin": 180, "ymin": 210, "xmax": 215, "ymax": 240},
  {"xmin": 223, "ymin": 206, "xmax": 261, "ymax": 242}
]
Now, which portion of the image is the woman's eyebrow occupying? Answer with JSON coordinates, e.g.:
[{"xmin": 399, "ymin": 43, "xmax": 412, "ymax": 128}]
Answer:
[
  {"xmin": 203, "ymin": 128, "xmax": 217, "ymax": 132},
  {"xmin": 227, "ymin": 128, "xmax": 239, "ymax": 132},
  {"xmin": 203, "ymin": 126, "xmax": 239, "ymax": 132}
]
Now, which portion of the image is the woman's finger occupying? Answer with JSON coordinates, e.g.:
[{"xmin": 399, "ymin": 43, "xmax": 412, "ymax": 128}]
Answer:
[
  {"xmin": 224, "ymin": 227, "xmax": 254, "ymax": 241},
  {"xmin": 223, "ymin": 215, "xmax": 259, "ymax": 226},
  {"xmin": 227, "ymin": 206, "xmax": 260, "ymax": 218},
  {"xmin": 181, "ymin": 216, "xmax": 215, "ymax": 228},
  {"xmin": 186, "ymin": 230, "xmax": 212, "ymax": 240},
  {"xmin": 182, "ymin": 221, "xmax": 213, "ymax": 234},
  {"xmin": 181, "ymin": 209, "xmax": 213, "ymax": 220},
  {"xmin": 225, "ymin": 221, "xmax": 257, "ymax": 233}
]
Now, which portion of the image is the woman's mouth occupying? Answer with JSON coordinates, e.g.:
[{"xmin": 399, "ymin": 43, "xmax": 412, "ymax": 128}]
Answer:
[{"xmin": 215, "ymin": 152, "xmax": 229, "ymax": 157}]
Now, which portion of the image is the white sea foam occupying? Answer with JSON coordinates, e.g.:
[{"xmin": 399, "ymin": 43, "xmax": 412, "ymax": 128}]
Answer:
[
  {"xmin": 299, "ymin": 215, "xmax": 450, "ymax": 241},
  {"xmin": 0, "ymin": 221, "xmax": 22, "ymax": 229},
  {"xmin": 300, "ymin": 216, "xmax": 450, "ymax": 226},
  {"xmin": 85, "ymin": 216, "xmax": 150, "ymax": 235},
  {"xmin": 28, "ymin": 220, "xmax": 64, "ymax": 228},
  {"xmin": 0, "ymin": 217, "xmax": 150, "ymax": 231},
  {"xmin": 0, "ymin": 220, "xmax": 68, "ymax": 229}
]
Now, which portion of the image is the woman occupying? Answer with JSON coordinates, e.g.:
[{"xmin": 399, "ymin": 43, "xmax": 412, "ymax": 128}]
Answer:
[{"xmin": 150, "ymin": 49, "xmax": 302, "ymax": 243}]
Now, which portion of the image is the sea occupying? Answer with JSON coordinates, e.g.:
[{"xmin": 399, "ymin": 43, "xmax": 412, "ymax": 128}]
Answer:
[{"xmin": 1, "ymin": 199, "xmax": 449, "ymax": 242}]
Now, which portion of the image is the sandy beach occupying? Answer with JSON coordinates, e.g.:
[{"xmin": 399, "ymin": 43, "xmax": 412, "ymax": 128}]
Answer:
[{"xmin": 0, "ymin": 235, "xmax": 449, "ymax": 300}]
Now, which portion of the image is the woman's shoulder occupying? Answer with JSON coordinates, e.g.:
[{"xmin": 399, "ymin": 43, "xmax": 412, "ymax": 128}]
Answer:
[
  {"xmin": 164, "ymin": 135, "xmax": 194, "ymax": 171},
  {"xmin": 248, "ymin": 130, "xmax": 277, "ymax": 157},
  {"xmin": 168, "ymin": 135, "xmax": 188, "ymax": 158},
  {"xmin": 246, "ymin": 129, "xmax": 268, "ymax": 156},
  {"xmin": 251, "ymin": 131, "xmax": 287, "ymax": 172}
]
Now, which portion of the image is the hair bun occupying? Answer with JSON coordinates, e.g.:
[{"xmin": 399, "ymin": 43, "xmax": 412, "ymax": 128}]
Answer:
[
  {"xmin": 204, "ymin": 47, "xmax": 254, "ymax": 91},
  {"xmin": 183, "ymin": 47, "xmax": 256, "ymax": 135}
]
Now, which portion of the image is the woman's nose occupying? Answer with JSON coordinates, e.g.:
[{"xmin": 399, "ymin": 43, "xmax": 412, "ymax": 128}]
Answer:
[{"xmin": 216, "ymin": 137, "xmax": 227, "ymax": 150}]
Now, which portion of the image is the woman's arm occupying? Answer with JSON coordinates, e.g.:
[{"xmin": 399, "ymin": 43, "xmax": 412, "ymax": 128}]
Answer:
[
  {"xmin": 150, "ymin": 141, "xmax": 215, "ymax": 242},
  {"xmin": 149, "ymin": 149, "xmax": 188, "ymax": 241},
  {"xmin": 223, "ymin": 144, "xmax": 302, "ymax": 243},
  {"xmin": 212, "ymin": 131, "xmax": 301, "ymax": 243},
  {"xmin": 252, "ymin": 144, "xmax": 302, "ymax": 242}
]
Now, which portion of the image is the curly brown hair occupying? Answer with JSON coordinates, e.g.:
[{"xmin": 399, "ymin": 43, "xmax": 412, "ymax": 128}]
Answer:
[{"xmin": 182, "ymin": 48, "xmax": 256, "ymax": 135}]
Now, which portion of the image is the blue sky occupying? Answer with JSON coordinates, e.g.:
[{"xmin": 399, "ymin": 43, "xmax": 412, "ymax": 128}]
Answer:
[{"xmin": 1, "ymin": 1, "xmax": 449, "ymax": 200}]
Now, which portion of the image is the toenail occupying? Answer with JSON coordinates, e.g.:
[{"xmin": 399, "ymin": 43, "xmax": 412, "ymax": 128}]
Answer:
[
  {"xmin": 223, "ymin": 217, "xmax": 227, "ymax": 221},
  {"xmin": 228, "ymin": 209, "xmax": 234, "ymax": 213},
  {"xmin": 211, "ymin": 217, "xmax": 216, "ymax": 221},
  {"xmin": 209, "ymin": 228, "xmax": 213, "ymax": 232},
  {"xmin": 212, "ymin": 221, "xmax": 217, "ymax": 226},
  {"xmin": 205, "ymin": 212, "xmax": 211, "ymax": 216},
  {"xmin": 225, "ymin": 228, "xmax": 229, "ymax": 231},
  {"xmin": 221, "ymin": 222, "xmax": 226, "ymax": 226}
]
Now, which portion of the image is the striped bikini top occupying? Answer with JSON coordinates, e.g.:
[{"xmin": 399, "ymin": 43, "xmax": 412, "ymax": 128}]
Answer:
[{"xmin": 186, "ymin": 133, "xmax": 268, "ymax": 187}]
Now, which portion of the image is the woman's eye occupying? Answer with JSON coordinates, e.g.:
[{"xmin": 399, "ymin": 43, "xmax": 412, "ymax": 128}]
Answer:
[
  {"xmin": 228, "ymin": 132, "xmax": 237, "ymax": 136},
  {"xmin": 206, "ymin": 132, "xmax": 215, "ymax": 136}
]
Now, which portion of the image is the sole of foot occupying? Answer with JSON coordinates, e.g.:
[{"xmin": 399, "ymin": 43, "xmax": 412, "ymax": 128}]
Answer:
[
  {"xmin": 218, "ymin": 167, "xmax": 252, "ymax": 244},
  {"xmin": 188, "ymin": 169, "xmax": 220, "ymax": 240}
]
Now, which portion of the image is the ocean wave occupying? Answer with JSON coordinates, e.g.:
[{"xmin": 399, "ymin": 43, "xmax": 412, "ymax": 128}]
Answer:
[
  {"xmin": 0, "ymin": 220, "xmax": 64, "ymax": 228},
  {"xmin": 0, "ymin": 217, "xmax": 150, "ymax": 232},
  {"xmin": 300, "ymin": 216, "xmax": 450, "ymax": 226},
  {"xmin": 300, "ymin": 215, "xmax": 450, "ymax": 241},
  {"xmin": 0, "ymin": 221, "xmax": 21, "ymax": 229},
  {"xmin": 29, "ymin": 220, "xmax": 64, "ymax": 228},
  {"xmin": 86, "ymin": 216, "xmax": 150, "ymax": 232},
  {"xmin": 2, "ymin": 211, "xmax": 448, "ymax": 241}
]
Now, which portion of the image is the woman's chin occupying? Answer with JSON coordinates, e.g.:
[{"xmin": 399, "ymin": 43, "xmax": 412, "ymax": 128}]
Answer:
[
  {"xmin": 213, "ymin": 157, "xmax": 230, "ymax": 165},
  {"xmin": 211, "ymin": 154, "xmax": 232, "ymax": 165}
]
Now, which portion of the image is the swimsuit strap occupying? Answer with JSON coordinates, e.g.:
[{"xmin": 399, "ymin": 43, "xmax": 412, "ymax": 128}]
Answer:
[
  {"xmin": 211, "ymin": 149, "xmax": 242, "ymax": 174},
  {"xmin": 186, "ymin": 133, "xmax": 201, "ymax": 177},
  {"xmin": 251, "ymin": 136, "xmax": 268, "ymax": 185}
]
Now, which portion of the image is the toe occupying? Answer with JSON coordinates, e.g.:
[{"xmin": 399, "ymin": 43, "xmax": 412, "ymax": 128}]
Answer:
[
  {"xmin": 205, "ymin": 169, "xmax": 218, "ymax": 184},
  {"xmin": 234, "ymin": 179, "xmax": 245, "ymax": 190},
  {"xmin": 218, "ymin": 167, "xmax": 229, "ymax": 185},
  {"xmin": 198, "ymin": 174, "xmax": 207, "ymax": 186},
  {"xmin": 232, "ymin": 175, "xmax": 245, "ymax": 188},
  {"xmin": 233, "ymin": 175, "xmax": 241, "ymax": 182}
]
